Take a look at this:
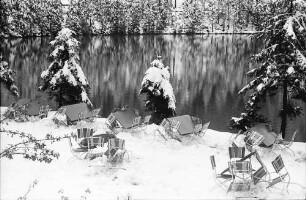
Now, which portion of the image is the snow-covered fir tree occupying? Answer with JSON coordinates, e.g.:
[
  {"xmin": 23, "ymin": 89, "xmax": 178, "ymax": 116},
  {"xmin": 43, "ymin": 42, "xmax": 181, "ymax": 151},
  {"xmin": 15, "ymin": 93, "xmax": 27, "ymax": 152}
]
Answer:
[
  {"xmin": 230, "ymin": 0, "xmax": 306, "ymax": 139},
  {"xmin": 38, "ymin": 28, "xmax": 92, "ymax": 107},
  {"xmin": 0, "ymin": 54, "xmax": 19, "ymax": 96},
  {"xmin": 140, "ymin": 56, "xmax": 176, "ymax": 123}
]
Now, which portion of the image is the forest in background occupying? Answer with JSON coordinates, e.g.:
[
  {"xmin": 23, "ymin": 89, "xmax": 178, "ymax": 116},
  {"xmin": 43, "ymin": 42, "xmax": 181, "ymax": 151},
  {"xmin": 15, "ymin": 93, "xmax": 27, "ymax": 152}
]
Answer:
[{"xmin": 0, "ymin": 0, "xmax": 286, "ymax": 37}]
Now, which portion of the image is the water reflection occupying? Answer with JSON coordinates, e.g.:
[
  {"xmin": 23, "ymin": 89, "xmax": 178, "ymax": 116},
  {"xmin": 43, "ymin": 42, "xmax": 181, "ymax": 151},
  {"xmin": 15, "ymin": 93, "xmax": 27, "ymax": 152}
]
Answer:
[{"xmin": 1, "ymin": 35, "xmax": 305, "ymax": 141}]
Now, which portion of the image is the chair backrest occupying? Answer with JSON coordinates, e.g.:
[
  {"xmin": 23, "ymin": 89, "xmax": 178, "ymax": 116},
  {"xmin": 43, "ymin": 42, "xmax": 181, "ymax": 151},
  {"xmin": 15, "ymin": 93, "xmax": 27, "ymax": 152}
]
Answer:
[
  {"xmin": 272, "ymin": 155, "xmax": 284, "ymax": 173},
  {"xmin": 229, "ymin": 146, "xmax": 245, "ymax": 159},
  {"xmin": 253, "ymin": 166, "xmax": 267, "ymax": 185},
  {"xmin": 107, "ymin": 113, "xmax": 116, "ymax": 124},
  {"xmin": 210, "ymin": 155, "xmax": 216, "ymax": 170},
  {"xmin": 132, "ymin": 116, "xmax": 141, "ymax": 126},
  {"xmin": 90, "ymin": 136, "xmax": 104, "ymax": 148},
  {"xmin": 108, "ymin": 138, "xmax": 125, "ymax": 150},
  {"xmin": 229, "ymin": 161, "xmax": 251, "ymax": 174},
  {"xmin": 160, "ymin": 119, "xmax": 170, "ymax": 130},
  {"xmin": 143, "ymin": 115, "xmax": 151, "ymax": 124},
  {"xmin": 171, "ymin": 120, "xmax": 181, "ymax": 130},
  {"xmin": 77, "ymin": 128, "xmax": 94, "ymax": 139},
  {"xmin": 246, "ymin": 131, "xmax": 265, "ymax": 146}
]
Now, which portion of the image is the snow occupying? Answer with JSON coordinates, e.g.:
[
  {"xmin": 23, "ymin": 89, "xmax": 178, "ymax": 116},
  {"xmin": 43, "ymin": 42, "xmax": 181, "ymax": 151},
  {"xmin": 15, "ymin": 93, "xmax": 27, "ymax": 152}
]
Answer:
[
  {"xmin": 297, "ymin": 50, "xmax": 306, "ymax": 69},
  {"xmin": 1, "ymin": 108, "xmax": 306, "ymax": 200},
  {"xmin": 256, "ymin": 83, "xmax": 265, "ymax": 92},
  {"xmin": 284, "ymin": 17, "xmax": 297, "ymax": 40},
  {"xmin": 287, "ymin": 66, "xmax": 295, "ymax": 74}
]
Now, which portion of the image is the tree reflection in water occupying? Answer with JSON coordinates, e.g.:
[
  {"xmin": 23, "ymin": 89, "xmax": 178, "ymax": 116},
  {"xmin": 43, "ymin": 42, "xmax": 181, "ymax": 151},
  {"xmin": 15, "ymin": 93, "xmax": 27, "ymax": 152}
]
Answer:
[{"xmin": 1, "ymin": 35, "xmax": 305, "ymax": 141}]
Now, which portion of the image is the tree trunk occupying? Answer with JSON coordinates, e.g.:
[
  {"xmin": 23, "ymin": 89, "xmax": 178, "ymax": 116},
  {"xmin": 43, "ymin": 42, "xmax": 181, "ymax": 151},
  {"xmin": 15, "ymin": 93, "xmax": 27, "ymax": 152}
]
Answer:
[{"xmin": 280, "ymin": 81, "xmax": 288, "ymax": 139}]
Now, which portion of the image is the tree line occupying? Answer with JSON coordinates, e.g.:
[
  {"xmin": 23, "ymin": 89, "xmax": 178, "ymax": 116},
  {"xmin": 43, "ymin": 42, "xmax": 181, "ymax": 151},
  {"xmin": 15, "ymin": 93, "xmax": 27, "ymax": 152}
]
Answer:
[{"xmin": 0, "ymin": 0, "xmax": 297, "ymax": 37}]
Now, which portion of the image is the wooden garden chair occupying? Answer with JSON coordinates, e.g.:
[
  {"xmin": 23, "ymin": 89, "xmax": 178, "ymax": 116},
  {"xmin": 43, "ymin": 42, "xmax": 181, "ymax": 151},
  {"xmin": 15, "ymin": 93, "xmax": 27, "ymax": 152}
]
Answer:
[
  {"xmin": 155, "ymin": 118, "xmax": 171, "ymax": 141},
  {"xmin": 227, "ymin": 160, "xmax": 252, "ymax": 193},
  {"xmin": 107, "ymin": 138, "xmax": 126, "ymax": 163},
  {"xmin": 252, "ymin": 150, "xmax": 270, "ymax": 186},
  {"xmin": 229, "ymin": 146, "xmax": 246, "ymax": 161},
  {"xmin": 69, "ymin": 128, "xmax": 95, "ymax": 159},
  {"xmin": 52, "ymin": 108, "xmax": 67, "ymax": 126},
  {"xmin": 105, "ymin": 113, "xmax": 117, "ymax": 133},
  {"xmin": 210, "ymin": 155, "xmax": 232, "ymax": 190},
  {"xmin": 245, "ymin": 131, "xmax": 265, "ymax": 152},
  {"xmin": 266, "ymin": 155, "xmax": 290, "ymax": 193},
  {"xmin": 38, "ymin": 105, "xmax": 49, "ymax": 119},
  {"xmin": 189, "ymin": 121, "xmax": 210, "ymax": 144},
  {"xmin": 168, "ymin": 119, "xmax": 182, "ymax": 142},
  {"xmin": 271, "ymin": 130, "xmax": 298, "ymax": 156}
]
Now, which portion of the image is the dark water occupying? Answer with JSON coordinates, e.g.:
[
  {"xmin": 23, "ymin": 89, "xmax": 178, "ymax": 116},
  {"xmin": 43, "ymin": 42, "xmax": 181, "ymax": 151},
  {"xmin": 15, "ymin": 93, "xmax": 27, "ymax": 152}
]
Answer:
[{"xmin": 1, "ymin": 35, "xmax": 305, "ymax": 141}]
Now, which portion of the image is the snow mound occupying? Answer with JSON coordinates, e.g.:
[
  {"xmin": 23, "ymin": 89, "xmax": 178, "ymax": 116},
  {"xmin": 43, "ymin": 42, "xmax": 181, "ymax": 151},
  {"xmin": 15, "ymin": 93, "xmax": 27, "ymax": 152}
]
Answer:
[{"xmin": 0, "ymin": 109, "xmax": 305, "ymax": 199}]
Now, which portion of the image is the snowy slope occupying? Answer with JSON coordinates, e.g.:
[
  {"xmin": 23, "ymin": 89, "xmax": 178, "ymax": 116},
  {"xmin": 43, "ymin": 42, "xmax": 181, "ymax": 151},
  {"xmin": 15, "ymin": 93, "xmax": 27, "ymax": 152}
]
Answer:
[{"xmin": 0, "ymin": 108, "xmax": 306, "ymax": 200}]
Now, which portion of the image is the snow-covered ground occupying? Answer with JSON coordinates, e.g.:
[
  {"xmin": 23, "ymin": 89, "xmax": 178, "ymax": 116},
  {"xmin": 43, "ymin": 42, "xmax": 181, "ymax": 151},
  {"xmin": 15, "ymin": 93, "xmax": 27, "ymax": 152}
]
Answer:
[{"xmin": 1, "ymin": 108, "xmax": 306, "ymax": 200}]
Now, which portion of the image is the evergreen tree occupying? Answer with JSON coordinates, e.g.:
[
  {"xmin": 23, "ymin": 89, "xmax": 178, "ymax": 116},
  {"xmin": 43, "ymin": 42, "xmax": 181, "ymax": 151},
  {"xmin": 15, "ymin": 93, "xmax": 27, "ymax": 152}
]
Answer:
[
  {"xmin": 140, "ymin": 56, "xmax": 176, "ymax": 123},
  {"xmin": 230, "ymin": 0, "xmax": 306, "ymax": 139},
  {"xmin": 0, "ymin": 0, "xmax": 9, "ymax": 37},
  {"xmin": 0, "ymin": 55, "xmax": 19, "ymax": 97},
  {"xmin": 38, "ymin": 28, "xmax": 92, "ymax": 107}
]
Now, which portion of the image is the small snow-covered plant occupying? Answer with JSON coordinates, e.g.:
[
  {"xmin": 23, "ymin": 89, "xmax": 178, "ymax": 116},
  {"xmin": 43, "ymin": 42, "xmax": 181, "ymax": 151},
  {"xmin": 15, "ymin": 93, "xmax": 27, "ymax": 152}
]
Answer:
[
  {"xmin": 38, "ymin": 27, "xmax": 92, "ymax": 107},
  {"xmin": 140, "ymin": 56, "xmax": 176, "ymax": 123},
  {"xmin": 58, "ymin": 188, "xmax": 91, "ymax": 200},
  {"xmin": 0, "ymin": 54, "xmax": 19, "ymax": 96},
  {"xmin": 0, "ymin": 128, "xmax": 72, "ymax": 163},
  {"xmin": 17, "ymin": 179, "xmax": 39, "ymax": 200},
  {"xmin": 230, "ymin": 0, "xmax": 306, "ymax": 138}
]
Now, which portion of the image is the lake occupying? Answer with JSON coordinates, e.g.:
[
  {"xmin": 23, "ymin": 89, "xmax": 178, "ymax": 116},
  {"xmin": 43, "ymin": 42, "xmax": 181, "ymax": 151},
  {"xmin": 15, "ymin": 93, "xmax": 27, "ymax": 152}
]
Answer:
[{"xmin": 1, "ymin": 35, "xmax": 305, "ymax": 141}]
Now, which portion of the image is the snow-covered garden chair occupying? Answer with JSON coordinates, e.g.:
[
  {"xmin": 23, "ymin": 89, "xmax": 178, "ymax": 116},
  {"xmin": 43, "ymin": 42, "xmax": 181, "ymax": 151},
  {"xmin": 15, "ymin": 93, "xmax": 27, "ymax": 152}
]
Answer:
[
  {"xmin": 210, "ymin": 155, "xmax": 232, "ymax": 190},
  {"xmin": 168, "ymin": 119, "xmax": 182, "ymax": 142},
  {"xmin": 227, "ymin": 160, "xmax": 252, "ymax": 194},
  {"xmin": 229, "ymin": 146, "xmax": 246, "ymax": 161},
  {"xmin": 52, "ymin": 108, "xmax": 67, "ymax": 126},
  {"xmin": 266, "ymin": 155, "xmax": 290, "ymax": 193},
  {"xmin": 69, "ymin": 128, "xmax": 105, "ymax": 160},
  {"xmin": 68, "ymin": 128, "xmax": 94, "ymax": 159},
  {"xmin": 14, "ymin": 105, "xmax": 28, "ymax": 122},
  {"xmin": 104, "ymin": 113, "xmax": 117, "ymax": 133},
  {"xmin": 107, "ymin": 138, "xmax": 126, "ymax": 163},
  {"xmin": 189, "ymin": 121, "xmax": 210, "ymax": 144},
  {"xmin": 38, "ymin": 105, "xmax": 50, "ymax": 119},
  {"xmin": 245, "ymin": 131, "xmax": 265, "ymax": 152},
  {"xmin": 252, "ymin": 150, "xmax": 270, "ymax": 187},
  {"xmin": 155, "ymin": 118, "xmax": 171, "ymax": 141},
  {"xmin": 269, "ymin": 130, "xmax": 298, "ymax": 156}
]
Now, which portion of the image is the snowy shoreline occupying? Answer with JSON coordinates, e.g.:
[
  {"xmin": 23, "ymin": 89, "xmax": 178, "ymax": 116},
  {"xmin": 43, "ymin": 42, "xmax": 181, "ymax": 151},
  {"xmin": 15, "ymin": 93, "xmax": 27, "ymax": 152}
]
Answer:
[{"xmin": 1, "ymin": 108, "xmax": 306, "ymax": 199}]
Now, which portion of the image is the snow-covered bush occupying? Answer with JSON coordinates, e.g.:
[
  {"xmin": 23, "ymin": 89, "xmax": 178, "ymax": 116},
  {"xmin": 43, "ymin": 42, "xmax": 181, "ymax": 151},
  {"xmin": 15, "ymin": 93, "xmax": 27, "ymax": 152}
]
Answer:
[
  {"xmin": 0, "ymin": 129, "xmax": 71, "ymax": 163},
  {"xmin": 230, "ymin": 0, "xmax": 306, "ymax": 138},
  {"xmin": 140, "ymin": 57, "xmax": 176, "ymax": 123},
  {"xmin": 38, "ymin": 28, "xmax": 92, "ymax": 107},
  {"xmin": 0, "ymin": 55, "xmax": 19, "ymax": 96}
]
